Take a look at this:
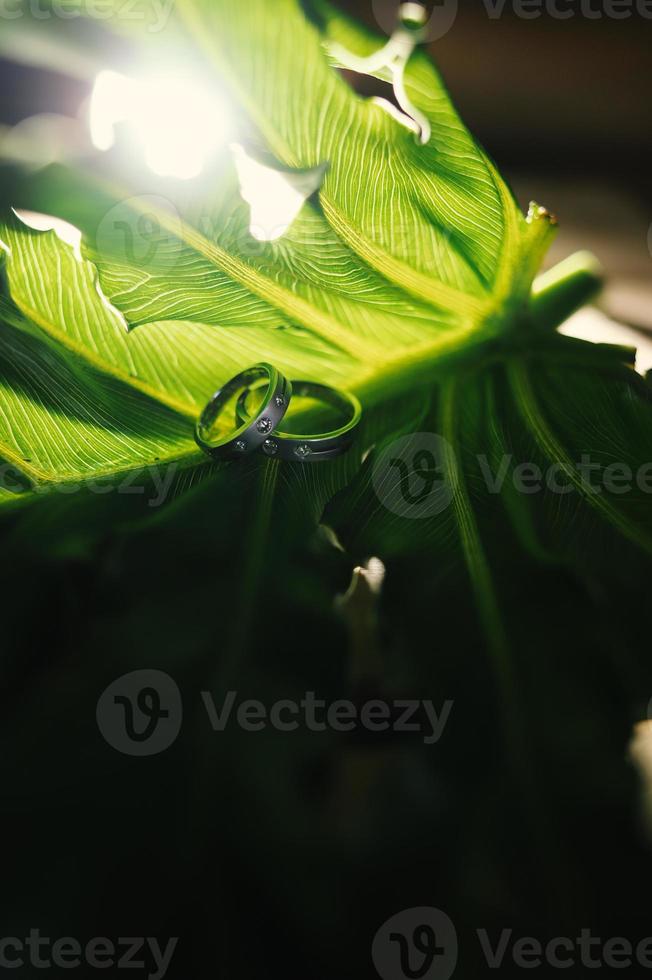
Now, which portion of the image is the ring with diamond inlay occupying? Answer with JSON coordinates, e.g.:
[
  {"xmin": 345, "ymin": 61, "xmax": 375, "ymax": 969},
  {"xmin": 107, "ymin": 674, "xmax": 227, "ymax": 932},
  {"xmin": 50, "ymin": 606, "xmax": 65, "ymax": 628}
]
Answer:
[
  {"xmin": 235, "ymin": 380, "xmax": 362, "ymax": 462},
  {"xmin": 195, "ymin": 364, "xmax": 292, "ymax": 461}
]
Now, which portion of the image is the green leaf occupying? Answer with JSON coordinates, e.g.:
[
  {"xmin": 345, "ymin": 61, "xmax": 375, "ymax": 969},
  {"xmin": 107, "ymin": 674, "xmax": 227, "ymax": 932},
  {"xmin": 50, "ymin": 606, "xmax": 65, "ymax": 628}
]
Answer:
[
  {"xmin": 1, "ymin": 0, "xmax": 650, "ymax": 671},
  {"xmin": 0, "ymin": 207, "xmax": 359, "ymax": 417},
  {"xmin": 0, "ymin": 295, "xmax": 197, "ymax": 485},
  {"xmin": 174, "ymin": 0, "xmax": 552, "ymax": 320}
]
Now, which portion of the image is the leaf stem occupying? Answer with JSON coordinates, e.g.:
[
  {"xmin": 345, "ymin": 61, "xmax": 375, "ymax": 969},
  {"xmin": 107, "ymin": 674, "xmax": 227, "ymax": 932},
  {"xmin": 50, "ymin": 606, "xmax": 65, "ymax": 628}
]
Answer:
[
  {"xmin": 530, "ymin": 251, "xmax": 603, "ymax": 332},
  {"xmin": 439, "ymin": 375, "xmax": 512, "ymax": 686}
]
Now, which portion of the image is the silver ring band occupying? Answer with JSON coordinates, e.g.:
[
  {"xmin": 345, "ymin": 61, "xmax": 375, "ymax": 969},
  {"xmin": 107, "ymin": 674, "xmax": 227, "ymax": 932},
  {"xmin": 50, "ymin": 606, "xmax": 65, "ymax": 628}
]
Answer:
[
  {"xmin": 195, "ymin": 364, "xmax": 291, "ymax": 461},
  {"xmin": 236, "ymin": 380, "xmax": 361, "ymax": 462}
]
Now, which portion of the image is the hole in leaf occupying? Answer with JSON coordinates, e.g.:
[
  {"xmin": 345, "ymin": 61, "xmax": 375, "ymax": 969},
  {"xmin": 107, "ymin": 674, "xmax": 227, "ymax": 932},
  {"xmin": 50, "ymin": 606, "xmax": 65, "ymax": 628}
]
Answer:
[
  {"xmin": 231, "ymin": 144, "xmax": 327, "ymax": 242},
  {"xmin": 13, "ymin": 209, "xmax": 83, "ymax": 259}
]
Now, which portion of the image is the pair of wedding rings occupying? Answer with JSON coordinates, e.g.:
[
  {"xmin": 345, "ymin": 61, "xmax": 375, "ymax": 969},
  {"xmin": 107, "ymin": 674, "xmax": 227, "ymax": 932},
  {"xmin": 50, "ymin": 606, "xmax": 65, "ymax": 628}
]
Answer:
[{"xmin": 194, "ymin": 363, "xmax": 362, "ymax": 463}]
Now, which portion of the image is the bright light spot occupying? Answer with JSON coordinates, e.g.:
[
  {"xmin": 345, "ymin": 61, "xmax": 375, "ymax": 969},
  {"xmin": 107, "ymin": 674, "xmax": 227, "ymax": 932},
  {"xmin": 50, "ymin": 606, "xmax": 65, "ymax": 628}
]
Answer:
[
  {"xmin": 231, "ymin": 143, "xmax": 323, "ymax": 242},
  {"xmin": 360, "ymin": 557, "xmax": 386, "ymax": 595},
  {"xmin": 89, "ymin": 70, "xmax": 230, "ymax": 180},
  {"xmin": 630, "ymin": 720, "xmax": 652, "ymax": 834},
  {"xmin": 13, "ymin": 209, "xmax": 83, "ymax": 260},
  {"xmin": 336, "ymin": 557, "xmax": 387, "ymax": 614},
  {"xmin": 400, "ymin": 2, "xmax": 428, "ymax": 27},
  {"xmin": 136, "ymin": 76, "xmax": 229, "ymax": 179},
  {"xmin": 89, "ymin": 70, "xmax": 130, "ymax": 152}
]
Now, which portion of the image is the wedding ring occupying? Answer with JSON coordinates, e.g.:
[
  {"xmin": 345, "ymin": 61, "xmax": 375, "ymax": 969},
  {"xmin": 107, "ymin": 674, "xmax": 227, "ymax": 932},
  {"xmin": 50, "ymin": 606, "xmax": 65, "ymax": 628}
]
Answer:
[
  {"xmin": 195, "ymin": 364, "xmax": 291, "ymax": 461},
  {"xmin": 236, "ymin": 380, "xmax": 362, "ymax": 462}
]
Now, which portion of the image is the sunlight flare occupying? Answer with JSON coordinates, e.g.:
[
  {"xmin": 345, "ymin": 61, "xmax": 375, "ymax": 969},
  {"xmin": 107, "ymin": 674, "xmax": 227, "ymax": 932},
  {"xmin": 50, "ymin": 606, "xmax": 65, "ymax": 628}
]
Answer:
[{"xmin": 89, "ymin": 70, "xmax": 230, "ymax": 180}]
